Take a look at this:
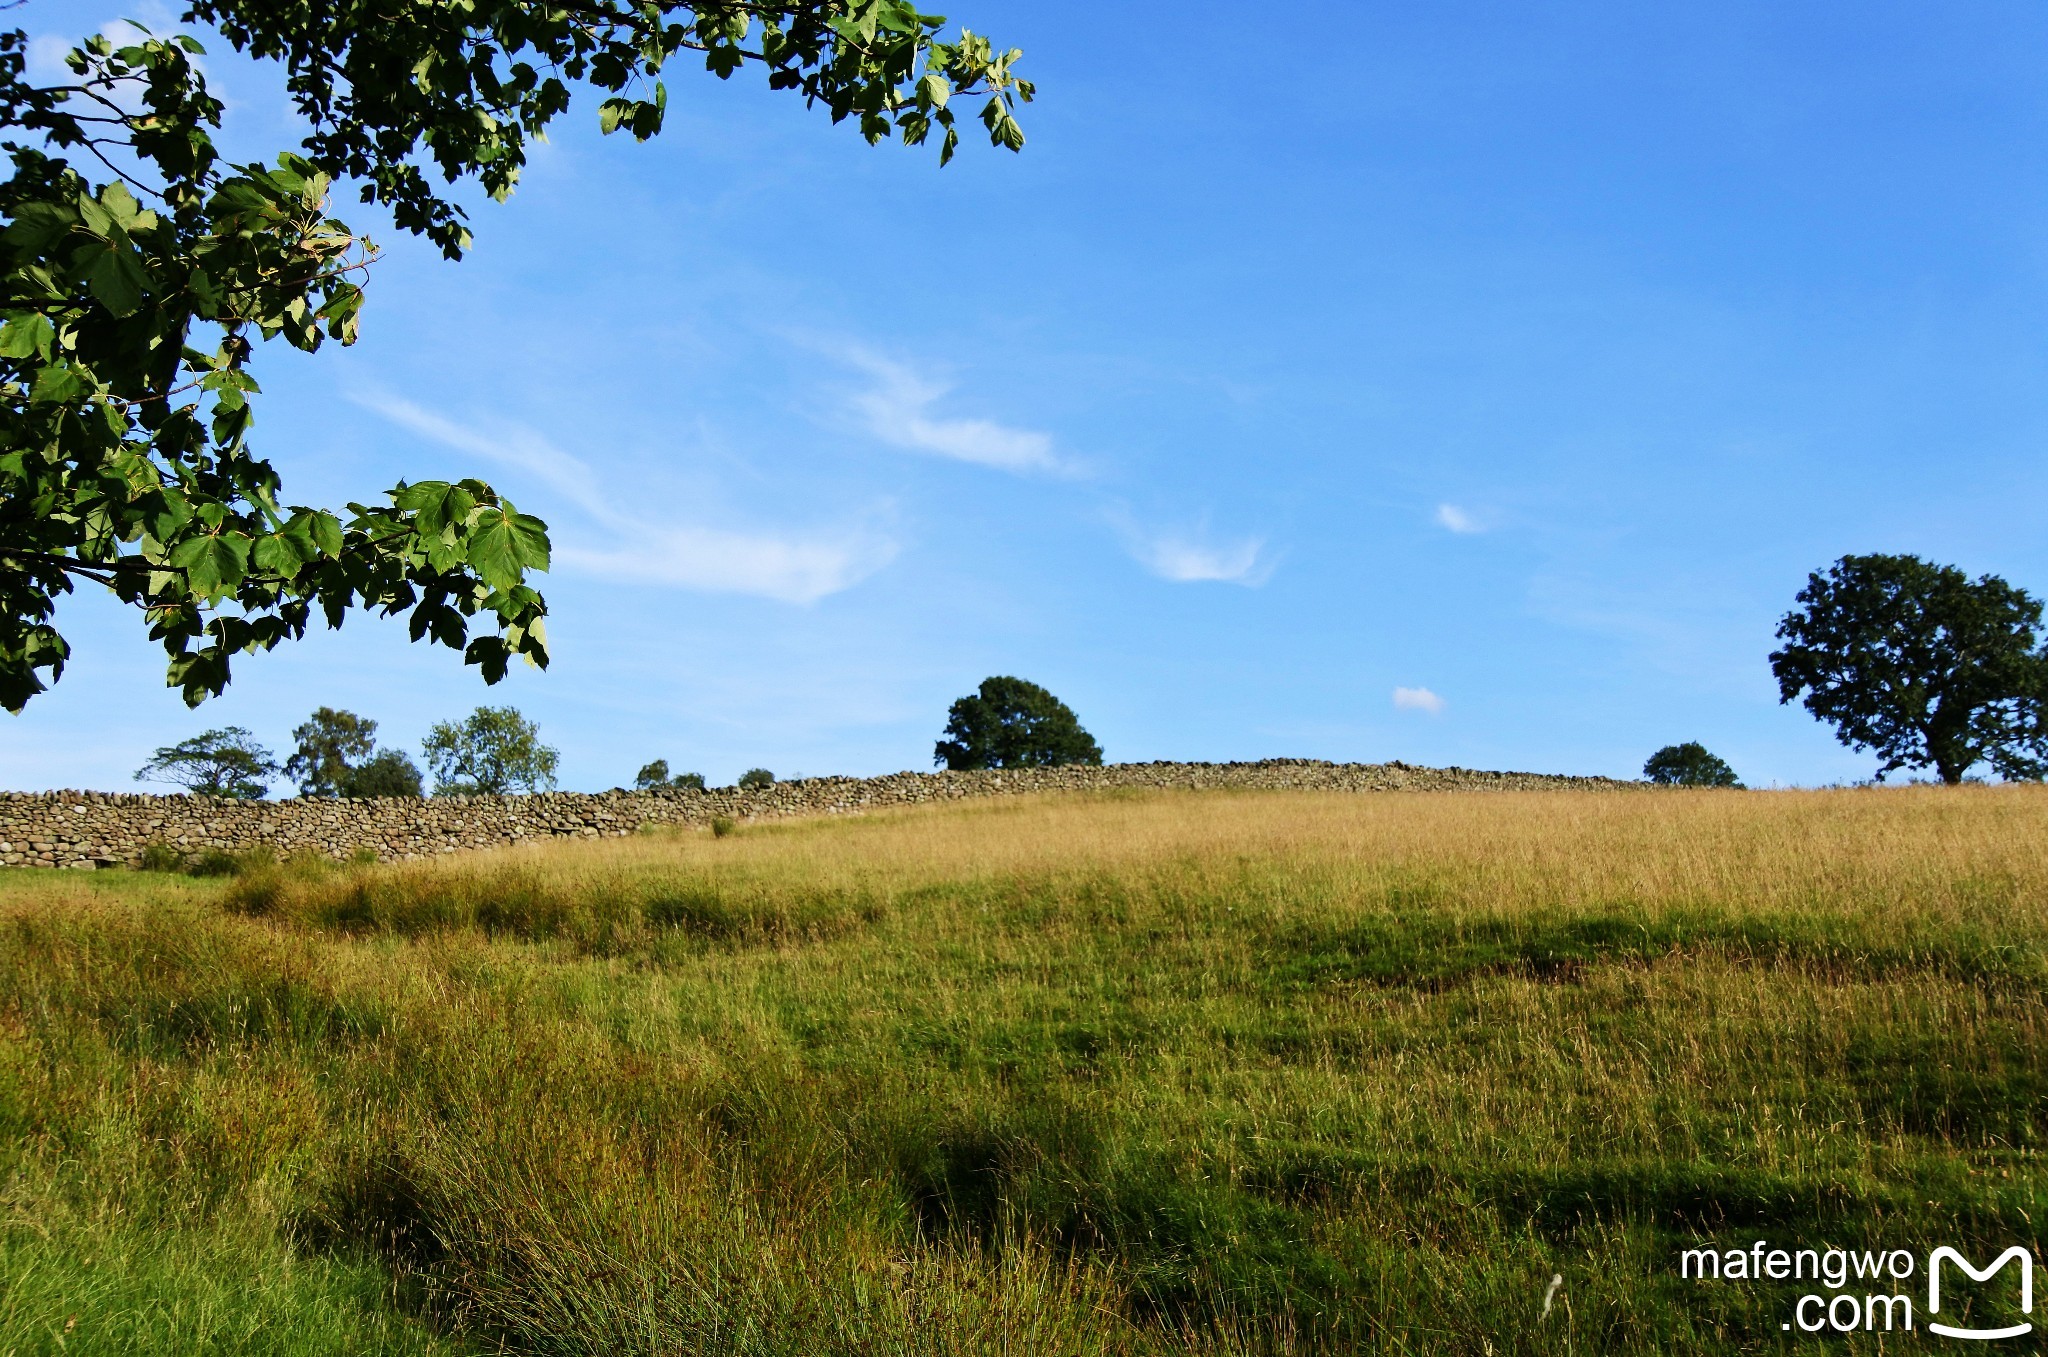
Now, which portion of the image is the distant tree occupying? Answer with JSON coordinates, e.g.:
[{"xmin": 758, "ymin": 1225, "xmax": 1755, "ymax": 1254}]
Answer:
[
  {"xmin": 286, "ymin": 707, "xmax": 378, "ymax": 797},
  {"xmin": 287, "ymin": 706, "xmax": 424, "ymax": 796},
  {"xmin": 935, "ymin": 676, "xmax": 1102, "ymax": 770},
  {"xmin": 636, "ymin": 759, "xmax": 707, "ymax": 791},
  {"xmin": 422, "ymin": 706, "xmax": 558, "ymax": 795},
  {"xmin": 1771, "ymin": 553, "xmax": 2048, "ymax": 784},
  {"xmin": 344, "ymin": 749, "xmax": 424, "ymax": 798},
  {"xmin": 135, "ymin": 726, "xmax": 277, "ymax": 797},
  {"xmin": 737, "ymin": 768, "xmax": 775, "ymax": 790},
  {"xmin": 1643, "ymin": 742, "xmax": 1743, "ymax": 788}
]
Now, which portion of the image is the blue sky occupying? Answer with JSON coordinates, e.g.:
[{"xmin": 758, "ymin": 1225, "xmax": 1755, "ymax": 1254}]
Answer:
[{"xmin": 9, "ymin": 0, "xmax": 2048, "ymax": 791}]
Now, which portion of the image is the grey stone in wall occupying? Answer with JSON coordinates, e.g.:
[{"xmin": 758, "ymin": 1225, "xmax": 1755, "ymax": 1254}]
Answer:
[{"xmin": 0, "ymin": 760, "xmax": 1636, "ymax": 871}]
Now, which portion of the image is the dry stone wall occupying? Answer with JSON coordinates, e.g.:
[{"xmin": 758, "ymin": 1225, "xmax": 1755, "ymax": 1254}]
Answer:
[{"xmin": 0, "ymin": 759, "xmax": 1635, "ymax": 870}]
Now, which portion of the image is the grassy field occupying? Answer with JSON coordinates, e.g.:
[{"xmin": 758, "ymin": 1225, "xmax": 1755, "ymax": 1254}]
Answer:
[{"xmin": 1, "ymin": 785, "xmax": 2043, "ymax": 1354}]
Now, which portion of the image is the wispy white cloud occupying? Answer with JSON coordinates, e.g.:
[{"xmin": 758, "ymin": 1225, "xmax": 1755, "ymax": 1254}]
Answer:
[
  {"xmin": 1115, "ymin": 514, "xmax": 1274, "ymax": 586},
  {"xmin": 26, "ymin": 34, "xmax": 79, "ymax": 81},
  {"xmin": 1392, "ymin": 686, "xmax": 1446, "ymax": 714},
  {"xmin": 1135, "ymin": 534, "xmax": 1270, "ymax": 585},
  {"xmin": 357, "ymin": 393, "xmax": 893, "ymax": 604},
  {"xmin": 1435, "ymin": 503, "xmax": 1485, "ymax": 534},
  {"xmin": 554, "ymin": 532, "xmax": 886, "ymax": 604},
  {"xmin": 831, "ymin": 347, "xmax": 1069, "ymax": 475},
  {"xmin": 362, "ymin": 395, "xmax": 605, "ymax": 516}
]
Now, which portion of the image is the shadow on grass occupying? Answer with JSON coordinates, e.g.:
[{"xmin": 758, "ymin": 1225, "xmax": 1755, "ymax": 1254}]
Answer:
[{"xmin": 1268, "ymin": 904, "xmax": 2048, "ymax": 992}]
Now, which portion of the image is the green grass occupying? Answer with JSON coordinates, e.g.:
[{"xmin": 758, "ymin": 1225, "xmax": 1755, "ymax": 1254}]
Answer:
[
  {"xmin": 0, "ymin": 1207, "xmax": 452, "ymax": 1356},
  {"xmin": 1, "ymin": 786, "xmax": 2044, "ymax": 1353}
]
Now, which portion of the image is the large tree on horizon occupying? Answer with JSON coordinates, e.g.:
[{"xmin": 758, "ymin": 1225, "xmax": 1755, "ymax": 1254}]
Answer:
[
  {"xmin": 0, "ymin": 1, "xmax": 1032, "ymax": 712},
  {"xmin": 1642, "ymin": 742, "xmax": 1742, "ymax": 788},
  {"xmin": 1770, "ymin": 553, "xmax": 2048, "ymax": 784},
  {"xmin": 935, "ymin": 675, "xmax": 1103, "ymax": 771}
]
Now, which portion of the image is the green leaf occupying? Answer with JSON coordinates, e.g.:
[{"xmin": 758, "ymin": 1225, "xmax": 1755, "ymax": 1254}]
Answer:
[
  {"xmin": 170, "ymin": 533, "xmax": 252, "ymax": 598},
  {"xmin": 414, "ymin": 482, "xmax": 476, "ymax": 537},
  {"xmin": 253, "ymin": 523, "xmax": 319, "ymax": 577},
  {"xmin": 145, "ymin": 491, "xmax": 194, "ymax": 542},
  {"xmin": 201, "ymin": 368, "xmax": 261, "ymax": 394},
  {"xmin": 465, "ymin": 506, "xmax": 551, "ymax": 591},
  {"xmin": 98, "ymin": 182, "xmax": 144, "ymax": 229},
  {"xmin": 307, "ymin": 510, "xmax": 344, "ymax": 558},
  {"xmin": 29, "ymin": 363, "xmax": 87, "ymax": 403},
  {"xmin": 75, "ymin": 192, "xmax": 114, "ymax": 239},
  {"xmin": 211, "ymin": 400, "xmax": 253, "ymax": 446},
  {"xmin": 0, "ymin": 314, "xmax": 56, "ymax": 361},
  {"xmin": 464, "ymin": 634, "xmax": 513, "ymax": 682},
  {"xmin": 3, "ymin": 201, "xmax": 77, "ymax": 253},
  {"xmin": 86, "ymin": 245, "xmax": 149, "ymax": 316}
]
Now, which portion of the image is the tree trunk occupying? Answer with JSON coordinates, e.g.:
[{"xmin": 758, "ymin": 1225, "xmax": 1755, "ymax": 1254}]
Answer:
[{"xmin": 1925, "ymin": 723, "xmax": 1970, "ymax": 785}]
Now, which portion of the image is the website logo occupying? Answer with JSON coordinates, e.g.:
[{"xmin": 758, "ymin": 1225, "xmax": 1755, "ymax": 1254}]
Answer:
[{"xmin": 1927, "ymin": 1247, "xmax": 2033, "ymax": 1342}]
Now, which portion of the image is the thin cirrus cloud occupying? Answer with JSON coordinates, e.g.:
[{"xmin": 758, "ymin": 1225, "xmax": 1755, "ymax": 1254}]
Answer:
[
  {"xmin": 1435, "ymin": 503, "xmax": 1486, "ymax": 534},
  {"xmin": 832, "ymin": 346, "xmax": 1073, "ymax": 476},
  {"xmin": 1117, "ymin": 517, "xmax": 1275, "ymax": 586},
  {"xmin": 356, "ymin": 393, "xmax": 894, "ymax": 605},
  {"xmin": 1392, "ymin": 686, "xmax": 1446, "ymax": 714}
]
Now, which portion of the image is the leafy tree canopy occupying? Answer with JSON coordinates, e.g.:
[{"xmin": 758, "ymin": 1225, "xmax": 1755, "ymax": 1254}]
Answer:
[
  {"xmin": 286, "ymin": 705, "xmax": 376, "ymax": 796},
  {"xmin": 1770, "ymin": 553, "xmax": 2048, "ymax": 784},
  {"xmin": 737, "ymin": 767, "xmax": 775, "ymax": 789},
  {"xmin": 635, "ymin": 758, "xmax": 704, "ymax": 791},
  {"xmin": 1643, "ymin": 742, "xmax": 1743, "ymax": 788},
  {"xmin": 286, "ymin": 706, "xmax": 421, "ymax": 796},
  {"xmin": 345, "ymin": 748, "xmax": 424, "ymax": 798},
  {"xmin": 422, "ymin": 704, "xmax": 558, "ymax": 795},
  {"xmin": 0, "ymin": 2, "xmax": 1030, "ymax": 711},
  {"xmin": 934, "ymin": 675, "xmax": 1102, "ymax": 771},
  {"xmin": 134, "ymin": 724, "xmax": 276, "ymax": 797}
]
